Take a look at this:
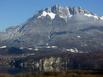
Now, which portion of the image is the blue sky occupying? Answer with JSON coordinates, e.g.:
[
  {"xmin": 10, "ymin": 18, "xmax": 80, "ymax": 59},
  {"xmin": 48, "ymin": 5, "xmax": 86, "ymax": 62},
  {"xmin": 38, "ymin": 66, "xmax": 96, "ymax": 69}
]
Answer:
[{"xmin": 0, "ymin": 0, "xmax": 103, "ymax": 31}]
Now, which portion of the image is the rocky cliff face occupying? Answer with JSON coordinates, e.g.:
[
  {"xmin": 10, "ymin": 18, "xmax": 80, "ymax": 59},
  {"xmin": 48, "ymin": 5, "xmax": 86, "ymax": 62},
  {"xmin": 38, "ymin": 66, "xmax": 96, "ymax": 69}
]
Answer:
[
  {"xmin": 11, "ymin": 56, "xmax": 67, "ymax": 72},
  {"xmin": 36, "ymin": 57, "xmax": 63, "ymax": 72},
  {"xmin": 0, "ymin": 5, "xmax": 103, "ymax": 52}
]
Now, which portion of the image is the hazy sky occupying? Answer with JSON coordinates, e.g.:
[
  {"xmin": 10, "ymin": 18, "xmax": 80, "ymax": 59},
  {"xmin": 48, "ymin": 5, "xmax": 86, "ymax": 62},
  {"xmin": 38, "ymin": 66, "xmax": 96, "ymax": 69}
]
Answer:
[{"xmin": 0, "ymin": 0, "xmax": 103, "ymax": 31}]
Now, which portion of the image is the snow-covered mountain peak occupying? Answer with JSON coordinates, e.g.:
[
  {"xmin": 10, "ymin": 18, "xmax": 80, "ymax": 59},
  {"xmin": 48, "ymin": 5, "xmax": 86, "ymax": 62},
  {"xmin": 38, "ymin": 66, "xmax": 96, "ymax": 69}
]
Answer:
[
  {"xmin": 37, "ymin": 5, "xmax": 103, "ymax": 20},
  {"xmin": 0, "ymin": 5, "xmax": 103, "ymax": 52},
  {"xmin": 50, "ymin": 5, "xmax": 93, "ymax": 15}
]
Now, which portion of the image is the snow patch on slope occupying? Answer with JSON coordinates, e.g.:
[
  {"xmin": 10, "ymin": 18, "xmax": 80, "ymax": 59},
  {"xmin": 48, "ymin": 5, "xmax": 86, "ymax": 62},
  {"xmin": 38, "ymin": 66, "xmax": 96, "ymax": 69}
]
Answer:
[
  {"xmin": 38, "ymin": 11, "xmax": 56, "ymax": 19},
  {"xmin": 100, "ymin": 16, "xmax": 103, "ymax": 20},
  {"xmin": 0, "ymin": 46, "xmax": 7, "ymax": 49},
  {"xmin": 84, "ymin": 14, "xmax": 99, "ymax": 19},
  {"xmin": 68, "ymin": 14, "xmax": 73, "ymax": 18},
  {"xmin": 84, "ymin": 13, "xmax": 103, "ymax": 20},
  {"xmin": 66, "ymin": 48, "xmax": 79, "ymax": 53}
]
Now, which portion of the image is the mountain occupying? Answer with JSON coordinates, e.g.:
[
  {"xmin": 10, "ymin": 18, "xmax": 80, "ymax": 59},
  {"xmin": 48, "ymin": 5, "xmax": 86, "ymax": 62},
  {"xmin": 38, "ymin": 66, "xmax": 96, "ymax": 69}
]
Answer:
[{"xmin": 0, "ymin": 5, "xmax": 103, "ymax": 52}]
